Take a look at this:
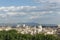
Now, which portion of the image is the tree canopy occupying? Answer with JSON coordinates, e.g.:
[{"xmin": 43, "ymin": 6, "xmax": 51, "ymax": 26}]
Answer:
[{"xmin": 0, "ymin": 30, "xmax": 59, "ymax": 40}]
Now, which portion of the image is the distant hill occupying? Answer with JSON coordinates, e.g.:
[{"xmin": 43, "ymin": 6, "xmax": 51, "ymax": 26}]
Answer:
[
  {"xmin": 0, "ymin": 23, "xmax": 40, "ymax": 27},
  {"xmin": 0, "ymin": 23, "xmax": 58, "ymax": 28},
  {"xmin": 18, "ymin": 23, "xmax": 40, "ymax": 26},
  {"xmin": 41, "ymin": 24, "xmax": 58, "ymax": 28}
]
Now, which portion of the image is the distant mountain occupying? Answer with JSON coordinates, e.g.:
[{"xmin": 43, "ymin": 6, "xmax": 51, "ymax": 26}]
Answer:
[
  {"xmin": 41, "ymin": 24, "xmax": 58, "ymax": 26},
  {"xmin": 17, "ymin": 22, "xmax": 40, "ymax": 26},
  {"xmin": 41, "ymin": 24, "xmax": 58, "ymax": 28},
  {"xmin": 0, "ymin": 23, "xmax": 40, "ymax": 27},
  {"xmin": 0, "ymin": 23, "xmax": 58, "ymax": 28}
]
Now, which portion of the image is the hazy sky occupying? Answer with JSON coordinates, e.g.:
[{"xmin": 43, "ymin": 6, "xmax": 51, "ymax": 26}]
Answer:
[{"xmin": 0, "ymin": 0, "xmax": 60, "ymax": 24}]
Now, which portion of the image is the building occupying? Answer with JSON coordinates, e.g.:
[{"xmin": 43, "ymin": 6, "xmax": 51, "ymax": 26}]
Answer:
[
  {"xmin": 57, "ymin": 25, "xmax": 60, "ymax": 35},
  {"xmin": 0, "ymin": 24, "xmax": 58, "ymax": 35}
]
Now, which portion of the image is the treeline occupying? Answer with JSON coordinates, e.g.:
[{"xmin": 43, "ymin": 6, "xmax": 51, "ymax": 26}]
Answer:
[{"xmin": 0, "ymin": 30, "xmax": 60, "ymax": 40}]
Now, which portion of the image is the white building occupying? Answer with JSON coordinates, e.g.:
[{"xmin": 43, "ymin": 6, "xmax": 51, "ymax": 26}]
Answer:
[
  {"xmin": 5, "ymin": 26, "xmax": 12, "ymax": 31},
  {"xmin": 23, "ymin": 24, "xmax": 26, "ymax": 27},
  {"xmin": 37, "ymin": 25, "xmax": 42, "ymax": 33},
  {"xmin": 38, "ymin": 25, "xmax": 42, "ymax": 31},
  {"xmin": 16, "ymin": 25, "xmax": 20, "ymax": 28},
  {"xmin": 58, "ymin": 25, "xmax": 60, "ymax": 28}
]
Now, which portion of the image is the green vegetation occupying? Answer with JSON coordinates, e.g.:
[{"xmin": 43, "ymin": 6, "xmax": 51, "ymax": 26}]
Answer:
[{"xmin": 0, "ymin": 30, "xmax": 59, "ymax": 40}]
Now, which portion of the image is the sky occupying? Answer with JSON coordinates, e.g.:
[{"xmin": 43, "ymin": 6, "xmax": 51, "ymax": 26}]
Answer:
[{"xmin": 0, "ymin": 0, "xmax": 60, "ymax": 24}]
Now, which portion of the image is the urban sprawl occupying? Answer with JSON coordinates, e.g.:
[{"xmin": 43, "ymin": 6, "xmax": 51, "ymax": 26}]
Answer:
[{"xmin": 0, "ymin": 24, "xmax": 60, "ymax": 35}]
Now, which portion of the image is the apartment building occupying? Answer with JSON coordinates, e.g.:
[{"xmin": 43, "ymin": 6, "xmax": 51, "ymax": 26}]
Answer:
[{"xmin": 0, "ymin": 24, "xmax": 58, "ymax": 35}]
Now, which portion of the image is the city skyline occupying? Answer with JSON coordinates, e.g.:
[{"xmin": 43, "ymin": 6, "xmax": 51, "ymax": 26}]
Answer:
[{"xmin": 0, "ymin": 0, "xmax": 60, "ymax": 24}]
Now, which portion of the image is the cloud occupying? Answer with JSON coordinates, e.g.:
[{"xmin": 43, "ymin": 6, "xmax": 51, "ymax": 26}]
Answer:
[
  {"xmin": 0, "ymin": 6, "xmax": 50, "ymax": 18},
  {"xmin": 34, "ymin": 0, "xmax": 60, "ymax": 3},
  {"xmin": 0, "ymin": 6, "xmax": 37, "ymax": 12},
  {"xmin": 6, "ymin": 12, "xmax": 27, "ymax": 16},
  {"xmin": 0, "ymin": 6, "xmax": 59, "ymax": 16},
  {"xmin": 0, "ymin": 6, "xmax": 37, "ymax": 17},
  {"xmin": 29, "ymin": 16, "xmax": 39, "ymax": 19},
  {"xmin": 0, "ymin": 6, "xmax": 59, "ymax": 18},
  {"xmin": 0, "ymin": 14, "xmax": 7, "ymax": 18},
  {"xmin": 0, "ymin": 5, "xmax": 60, "ymax": 23}
]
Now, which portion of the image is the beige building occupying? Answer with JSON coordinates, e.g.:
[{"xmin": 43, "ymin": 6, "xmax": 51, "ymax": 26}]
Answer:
[{"xmin": 0, "ymin": 24, "xmax": 57, "ymax": 35}]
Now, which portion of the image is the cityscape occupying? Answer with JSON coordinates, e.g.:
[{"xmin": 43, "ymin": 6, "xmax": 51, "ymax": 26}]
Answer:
[
  {"xmin": 0, "ymin": 0, "xmax": 60, "ymax": 40},
  {"xmin": 0, "ymin": 23, "xmax": 59, "ymax": 35},
  {"xmin": 0, "ymin": 23, "xmax": 60, "ymax": 40}
]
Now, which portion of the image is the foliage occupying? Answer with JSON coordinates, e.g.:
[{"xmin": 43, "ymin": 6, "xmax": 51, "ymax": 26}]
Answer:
[{"xmin": 0, "ymin": 30, "xmax": 59, "ymax": 40}]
